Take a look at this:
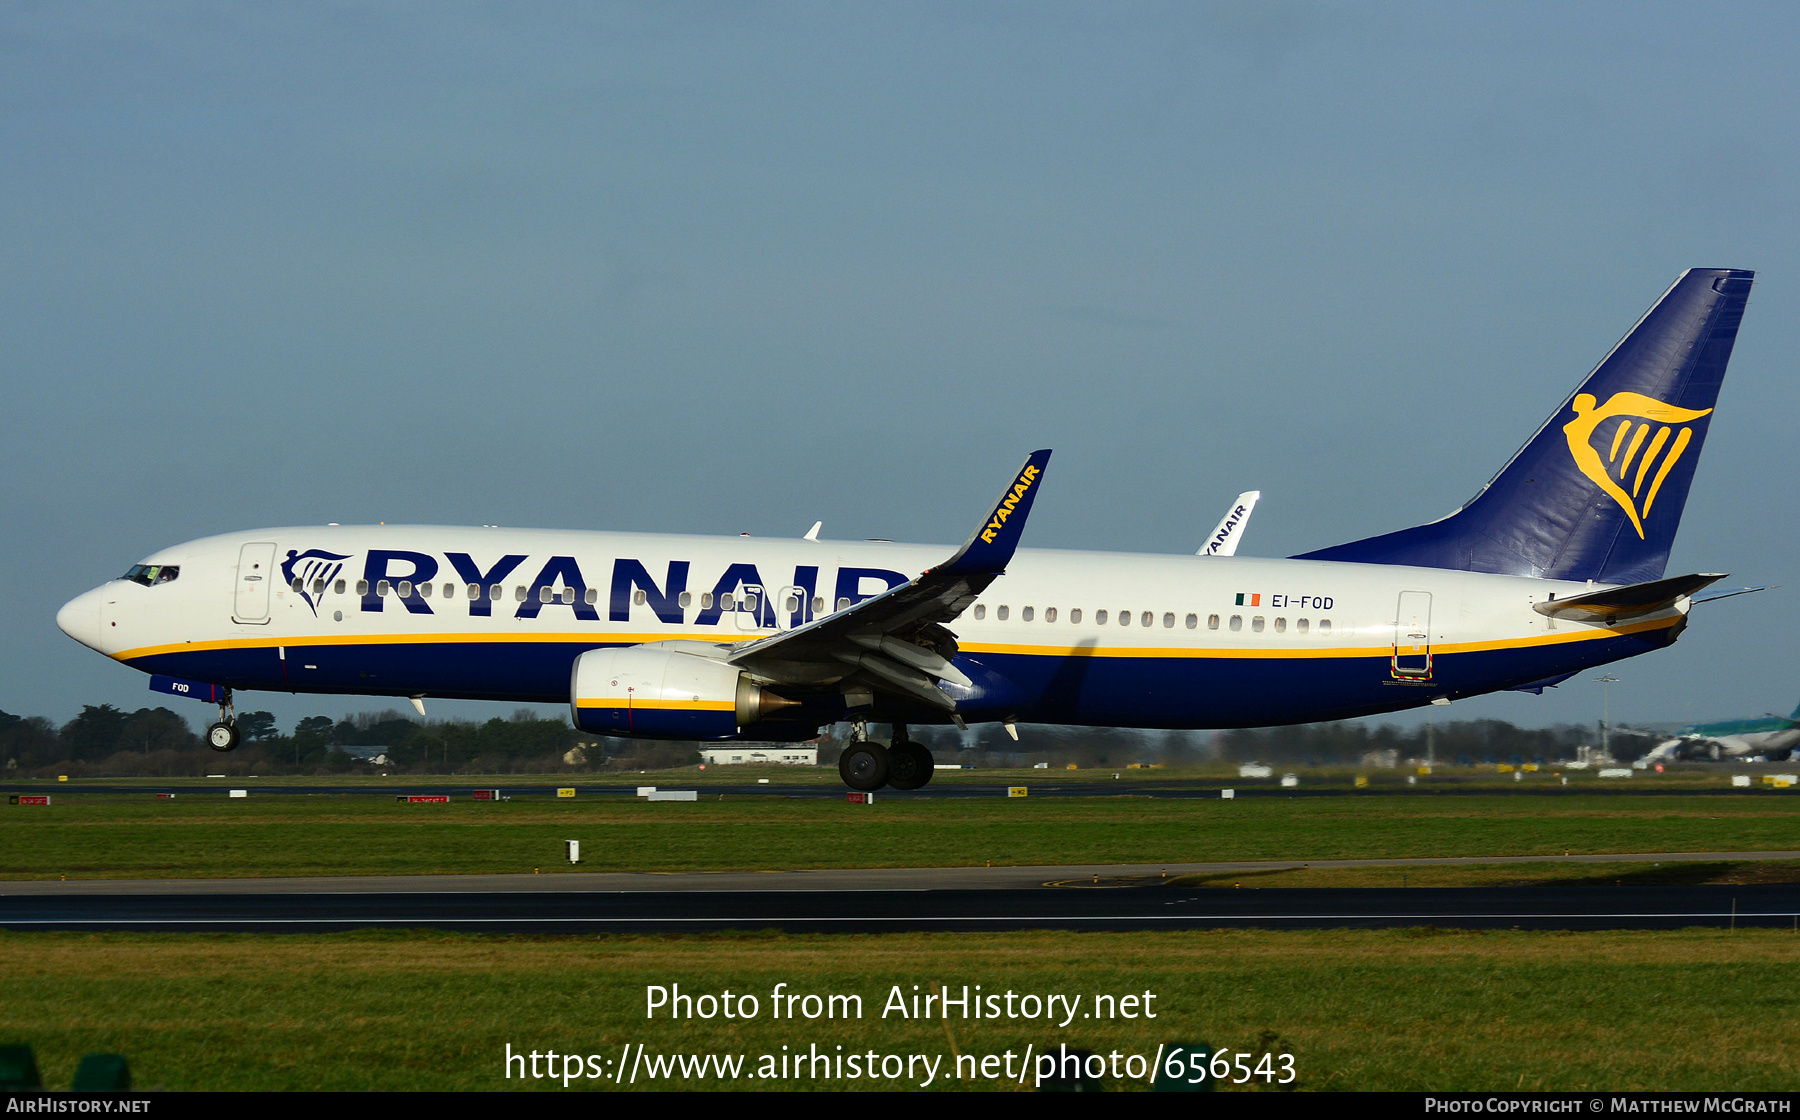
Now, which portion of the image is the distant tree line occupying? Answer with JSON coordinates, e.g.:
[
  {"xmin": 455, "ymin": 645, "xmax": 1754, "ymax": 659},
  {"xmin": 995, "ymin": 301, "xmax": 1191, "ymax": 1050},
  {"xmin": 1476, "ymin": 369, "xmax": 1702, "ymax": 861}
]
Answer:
[
  {"xmin": 908, "ymin": 717, "xmax": 1649, "ymax": 768},
  {"xmin": 0, "ymin": 704, "xmax": 646, "ymax": 778},
  {"xmin": 1209, "ymin": 717, "xmax": 1656, "ymax": 767},
  {"xmin": 1, "ymin": 702, "xmax": 1649, "ymax": 778}
]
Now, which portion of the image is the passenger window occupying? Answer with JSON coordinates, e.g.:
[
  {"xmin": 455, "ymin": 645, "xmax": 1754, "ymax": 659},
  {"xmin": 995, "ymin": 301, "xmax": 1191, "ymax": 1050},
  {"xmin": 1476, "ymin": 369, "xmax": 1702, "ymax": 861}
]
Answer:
[
  {"xmin": 1208, "ymin": 614, "xmax": 1220, "ymax": 630},
  {"xmin": 974, "ymin": 605, "xmax": 986, "ymax": 620},
  {"xmin": 835, "ymin": 597, "xmax": 850, "ymax": 611},
  {"xmin": 678, "ymin": 591, "xmax": 693, "ymax": 608},
  {"xmin": 1120, "ymin": 610, "xmax": 1131, "ymax": 626},
  {"xmin": 538, "ymin": 586, "xmax": 553, "ymax": 603},
  {"xmin": 335, "ymin": 579, "xmax": 346, "ymax": 595},
  {"xmin": 490, "ymin": 585, "xmax": 503, "ymax": 601},
  {"xmin": 514, "ymin": 586, "xmax": 527, "ymax": 602},
  {"xmin": 420, "ymin": 583, "xmax": 433, "ymax": 599},
  {"xmin": 1297, "ymin": 618, "xmax": 1309, "ymax": 633},
  {"xmin": 290, "ymin": 577, "xmax": 303, "ymax": 593},
  {"xmin": 1274, "ymin": 617, "xmax": 1286, "ymax": 633},
  {"xmin": 1229, "ymin": 615, "xmax": 1242, "ymax": 631},
  {"xmin": 376, "ymin": 580, "xmax": 391, "ymax": 597},
  {"xmin": 720, "ymin": 593, "xmax": 736, "ymax": 610},
  {"xmin": 1320, "ymin": 619, "xmax": 1332, "ymax": 634},
  {"xmin": 1185, "ymin": 613, "xmax": 1197, "ymax": 629},
  {"xmin": 564, "ymin": 588, "xmax": 578, "ymax": 604},
  {"xmin": 1045, "ymin": 607, "xmax": 1057, "ymax": 623},
  {"xmin": 356, "ymin": 579, "xmax": 369, "ymax": 596},
  {"xmin": 585, "ymin": 587, "xmax": 599, "ymax": 605},
  {"xmin": 743, "ymin": 594, "xmax": 758, "ymax": 612},
  {"xmin": 812, "ymin": 596, "xmax": 825, "ymax": 612},
  {"xmin": 784, "ymin": 594, "xmax": 799, "ymax": 612},
  {"xmin": 702, "ymin": 592, "xmax": 715, "ymax": 610},
  {"xmin": 1095, "ymin": 610, "xmax": 1107, "ymax": 625},
  {"xmin": 1162, "ymin": 612, "xmax": 1174, "ymax": 628},
  {"xmin": 997, "ymin": 605, "xmax": 1010, "ymax": 621},
  {"xmin": 1021, "ymin": 606, "xmax": 1033, "ymax": 622},
  {"xmin": 313, "ymin": 579, "xmax": 327, "ymax": 595},
  {"xmin": 634, "ymin": 589, "xmax": 647, "ymax": 606},
  {"xmin": 443, "ymin": 583, "xmax": 454, "ymax": 599},
  {"xmin": 1252, "ymin": 616, "xmax": 1265, "ymax": 633},
  {"xmin": 399, "ymin": 580, "xmax": 415, "ymax": 599}
]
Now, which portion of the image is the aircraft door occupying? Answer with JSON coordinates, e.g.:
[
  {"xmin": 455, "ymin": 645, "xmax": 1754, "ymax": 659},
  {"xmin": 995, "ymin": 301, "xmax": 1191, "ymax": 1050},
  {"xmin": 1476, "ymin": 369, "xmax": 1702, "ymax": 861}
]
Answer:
[
  {"xmin": 1392, "ymin": 590, "xmax": 1432, "ymax": 679},
  {"xmin": 234, "ymin": 541, "xmax": 278, "ymax": 624},
  {"xmin": 777, "ymin": 584, "xmax": 809, "ymax": 631},
  {"xmin": 734, "ymin": 584, "xmax": 768, "ymax": 632}
]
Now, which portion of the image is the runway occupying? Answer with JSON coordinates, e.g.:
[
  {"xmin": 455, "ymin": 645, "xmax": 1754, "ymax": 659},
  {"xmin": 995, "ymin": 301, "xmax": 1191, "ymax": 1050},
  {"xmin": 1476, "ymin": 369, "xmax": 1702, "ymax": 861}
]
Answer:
[
  {"xmin": 5, "ymin": 869, "xmax": 1797, "ymax": 933},
  {"xmin": 6, "ymin": 850, "xmax": 1798, "ymax": 895}
]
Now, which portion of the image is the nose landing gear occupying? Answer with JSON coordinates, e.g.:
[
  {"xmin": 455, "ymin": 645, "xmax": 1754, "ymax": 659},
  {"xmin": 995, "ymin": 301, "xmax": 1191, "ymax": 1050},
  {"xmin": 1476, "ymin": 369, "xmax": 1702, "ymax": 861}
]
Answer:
[{"xmin": 206, "ymin": 692, "xmax": 240, "ymax": 753}]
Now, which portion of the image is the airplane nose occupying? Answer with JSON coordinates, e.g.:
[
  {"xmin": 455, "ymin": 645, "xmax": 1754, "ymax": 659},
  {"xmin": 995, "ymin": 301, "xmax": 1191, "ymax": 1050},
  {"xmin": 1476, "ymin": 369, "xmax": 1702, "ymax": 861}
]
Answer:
[{"xmin": 56, "ymin": 587, "xmax": 107, "ymax": 651}]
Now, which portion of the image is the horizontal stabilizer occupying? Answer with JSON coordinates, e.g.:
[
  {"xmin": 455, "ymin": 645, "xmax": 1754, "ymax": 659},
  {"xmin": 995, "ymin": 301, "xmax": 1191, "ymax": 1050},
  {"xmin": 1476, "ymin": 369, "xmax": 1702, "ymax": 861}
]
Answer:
[
  {"xmin": 1532, "ymin": 572, "xmax": 1726, "ymax": 624},
  {"xmin": 1690, "ymin": 585, "xmax": 1768, "ymax": 605}
]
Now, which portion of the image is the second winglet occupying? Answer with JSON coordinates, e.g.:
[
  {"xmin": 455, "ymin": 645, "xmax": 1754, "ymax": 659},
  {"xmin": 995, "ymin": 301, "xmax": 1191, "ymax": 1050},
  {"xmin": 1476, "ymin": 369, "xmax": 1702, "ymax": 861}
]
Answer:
[{"xmin": 934, "ymin": 449, "xmax": 1052, "ymax": 576}]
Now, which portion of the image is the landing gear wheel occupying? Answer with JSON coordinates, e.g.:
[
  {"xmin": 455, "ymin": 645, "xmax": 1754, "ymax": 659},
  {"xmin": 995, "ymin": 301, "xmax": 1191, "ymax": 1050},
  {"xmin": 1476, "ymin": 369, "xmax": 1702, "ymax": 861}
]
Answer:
[
  {"xmin": 207, "ymin": 721, "xmax": 240, "ymax": 752},
  {"xmin": 839, "ymin": 742, "xmax": 890, "ymax": 791},
  {"xmin": 886, "ymin": 741, "xmax": 935, "ymax": 790}
]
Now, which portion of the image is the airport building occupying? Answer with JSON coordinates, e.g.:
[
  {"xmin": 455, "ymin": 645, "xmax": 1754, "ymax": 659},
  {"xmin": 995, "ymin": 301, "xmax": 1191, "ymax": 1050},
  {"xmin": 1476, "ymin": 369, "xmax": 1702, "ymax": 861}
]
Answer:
[{"xmin": 698, "ymin": 747, "xmax": 819, "ymax": 766}]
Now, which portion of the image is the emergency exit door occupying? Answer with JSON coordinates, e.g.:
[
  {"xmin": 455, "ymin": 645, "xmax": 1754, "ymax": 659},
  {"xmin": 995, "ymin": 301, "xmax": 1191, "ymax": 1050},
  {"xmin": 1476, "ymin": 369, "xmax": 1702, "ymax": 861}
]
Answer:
[
  {"xmin": 1392, "ymin": 591, "xmax": 1432, "ymax": 678},
  {"xmin": 734, "ymin": 584, "xmax": 769, "ymax": 632}
]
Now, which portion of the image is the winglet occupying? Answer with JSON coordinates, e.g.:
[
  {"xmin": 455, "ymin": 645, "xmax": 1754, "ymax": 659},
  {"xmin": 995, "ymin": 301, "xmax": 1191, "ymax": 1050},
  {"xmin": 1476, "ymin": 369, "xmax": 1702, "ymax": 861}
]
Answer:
[
  {"xmin": 1199, "ymin": 490, "xmax": 1261, "ymax": 556},
  {"xmin": 933, "ymin": 449, "xmax": 1052, "ymax": 576}
]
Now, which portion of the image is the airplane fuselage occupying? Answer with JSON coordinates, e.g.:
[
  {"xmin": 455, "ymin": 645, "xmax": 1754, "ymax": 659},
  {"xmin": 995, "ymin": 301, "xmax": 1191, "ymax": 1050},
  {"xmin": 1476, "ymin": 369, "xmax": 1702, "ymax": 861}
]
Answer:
[{"xmin": 58, "ymin": 525, "xmax": 1687, "ymax": 737}]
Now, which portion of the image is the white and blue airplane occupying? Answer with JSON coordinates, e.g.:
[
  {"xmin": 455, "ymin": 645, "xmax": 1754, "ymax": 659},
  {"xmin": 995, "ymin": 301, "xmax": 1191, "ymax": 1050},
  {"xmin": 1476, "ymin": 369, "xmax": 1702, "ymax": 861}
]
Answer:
[
  {"xmin": 57, "ymin": 268, "xmax": 1757, "ymax": 791},
  {"xmin": 1644, "ymin": 699, "xmax": 1800, "ymax": 763}
]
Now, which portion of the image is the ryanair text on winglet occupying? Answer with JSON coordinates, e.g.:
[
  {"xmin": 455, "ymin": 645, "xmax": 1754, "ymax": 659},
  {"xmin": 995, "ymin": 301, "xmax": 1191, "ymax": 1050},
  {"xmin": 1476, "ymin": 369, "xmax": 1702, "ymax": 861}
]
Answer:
[{"xmin": 979, "ymin": 465, "xmax": 1041, "ymax": 544}]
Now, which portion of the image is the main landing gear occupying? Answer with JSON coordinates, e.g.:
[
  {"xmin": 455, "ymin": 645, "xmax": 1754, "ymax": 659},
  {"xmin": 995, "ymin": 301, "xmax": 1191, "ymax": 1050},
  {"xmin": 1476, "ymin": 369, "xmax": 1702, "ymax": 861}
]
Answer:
[
  {"xmin": 206, "ymin": 692, "xmax": 239, "ymax": 753},
  {"xmin": 838, "ymin": 722, "xmax": 935, "ymax": 792}
]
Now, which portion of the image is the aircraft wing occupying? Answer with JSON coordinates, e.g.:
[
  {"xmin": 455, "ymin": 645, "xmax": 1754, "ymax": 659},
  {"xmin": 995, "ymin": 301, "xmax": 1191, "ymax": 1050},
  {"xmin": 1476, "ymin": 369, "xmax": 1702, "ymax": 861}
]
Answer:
[
  {"xmin": 1198, "ymin": 491, "xmax": 1260, "ymax": 556},
  {"xmin": 1532, "ymin": 572, "xmax": 1727, "ymax": 624},
  {"xmin": 727, "ymin": 450, "xmax": 1051, "ymax": 711}
]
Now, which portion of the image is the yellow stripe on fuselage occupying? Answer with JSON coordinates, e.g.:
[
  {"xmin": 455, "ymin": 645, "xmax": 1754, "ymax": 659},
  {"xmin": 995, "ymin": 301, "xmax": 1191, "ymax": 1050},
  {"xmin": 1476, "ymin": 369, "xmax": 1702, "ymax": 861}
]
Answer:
[
  {"xmin": 112, "ymin": 613, "xmax": 1679, "ymax": 666},
  {"xmin": 959, "ymin": 614, "xmax": 1679, "ymax": 660},
  {"xmin": 573, "ymin": 698, "xmax": 734, "ymax": 712},
  {"xmin": 111, "ymin": 632, "xmax": 731, "ymax": 662}
]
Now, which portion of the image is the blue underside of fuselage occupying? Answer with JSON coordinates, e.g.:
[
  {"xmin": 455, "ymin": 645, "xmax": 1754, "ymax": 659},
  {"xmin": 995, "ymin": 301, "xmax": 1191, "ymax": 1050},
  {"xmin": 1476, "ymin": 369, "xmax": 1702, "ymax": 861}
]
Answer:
[{"xmin": 123, "ymin": 623, "xmax": 1678, "ymax": 737}]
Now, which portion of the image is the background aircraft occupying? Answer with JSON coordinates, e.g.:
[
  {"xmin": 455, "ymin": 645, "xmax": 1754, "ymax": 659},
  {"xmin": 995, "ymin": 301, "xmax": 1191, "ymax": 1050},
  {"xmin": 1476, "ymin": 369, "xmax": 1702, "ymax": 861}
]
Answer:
[{"xmin": 1646, "ymin": 700, "xmax": 1800, "ymax": 762}]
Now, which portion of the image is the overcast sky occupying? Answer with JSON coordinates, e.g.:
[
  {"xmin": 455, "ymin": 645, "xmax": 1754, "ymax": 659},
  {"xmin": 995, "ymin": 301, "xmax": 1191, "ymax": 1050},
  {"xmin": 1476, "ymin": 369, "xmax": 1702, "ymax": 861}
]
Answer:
[{"xmin": 4, "ymin": 2, "xmax": 1797, "ymax": 737}]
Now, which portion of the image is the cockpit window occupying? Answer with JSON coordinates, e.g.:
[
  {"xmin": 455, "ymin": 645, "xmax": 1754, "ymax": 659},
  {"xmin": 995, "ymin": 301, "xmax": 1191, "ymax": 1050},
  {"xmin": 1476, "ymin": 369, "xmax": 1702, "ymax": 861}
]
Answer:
[{"xmin": 123, "ymin": 564, "xmax": 179, "ymax": 587}]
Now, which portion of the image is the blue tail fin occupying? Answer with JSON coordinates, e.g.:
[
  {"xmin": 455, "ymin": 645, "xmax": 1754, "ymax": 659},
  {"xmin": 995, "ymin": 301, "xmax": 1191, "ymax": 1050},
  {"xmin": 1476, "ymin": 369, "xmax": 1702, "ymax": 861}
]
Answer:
[{"xmin": 1295, "ymin": 268, "xmax": 1754, "ymax": 584}]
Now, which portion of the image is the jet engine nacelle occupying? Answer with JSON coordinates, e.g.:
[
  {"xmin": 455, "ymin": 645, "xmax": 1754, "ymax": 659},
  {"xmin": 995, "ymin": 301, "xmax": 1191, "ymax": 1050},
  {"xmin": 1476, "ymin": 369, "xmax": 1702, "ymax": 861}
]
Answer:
[{"xmin": 569, "ymin": 646, "xmax": 790, "ymax": 740}]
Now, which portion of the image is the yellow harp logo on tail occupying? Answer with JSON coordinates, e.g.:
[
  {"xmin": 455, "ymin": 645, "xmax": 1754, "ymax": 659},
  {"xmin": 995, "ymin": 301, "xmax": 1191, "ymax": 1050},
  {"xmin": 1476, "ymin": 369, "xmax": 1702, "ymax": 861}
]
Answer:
[{"xmin": 1562, "ymin": 392, "xmax": 1712, "ymax": 539}]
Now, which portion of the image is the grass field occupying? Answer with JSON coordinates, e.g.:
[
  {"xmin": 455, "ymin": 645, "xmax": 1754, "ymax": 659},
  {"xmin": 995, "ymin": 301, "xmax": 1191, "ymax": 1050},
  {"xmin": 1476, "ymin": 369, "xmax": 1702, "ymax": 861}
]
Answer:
[
  {"xmin": 3, "ymin": 789, "xmax": 1798, "ymax": 879},
  {"xmin": 4, "ymin": 929, "xmax": 1796, "ymax": 1091}
]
